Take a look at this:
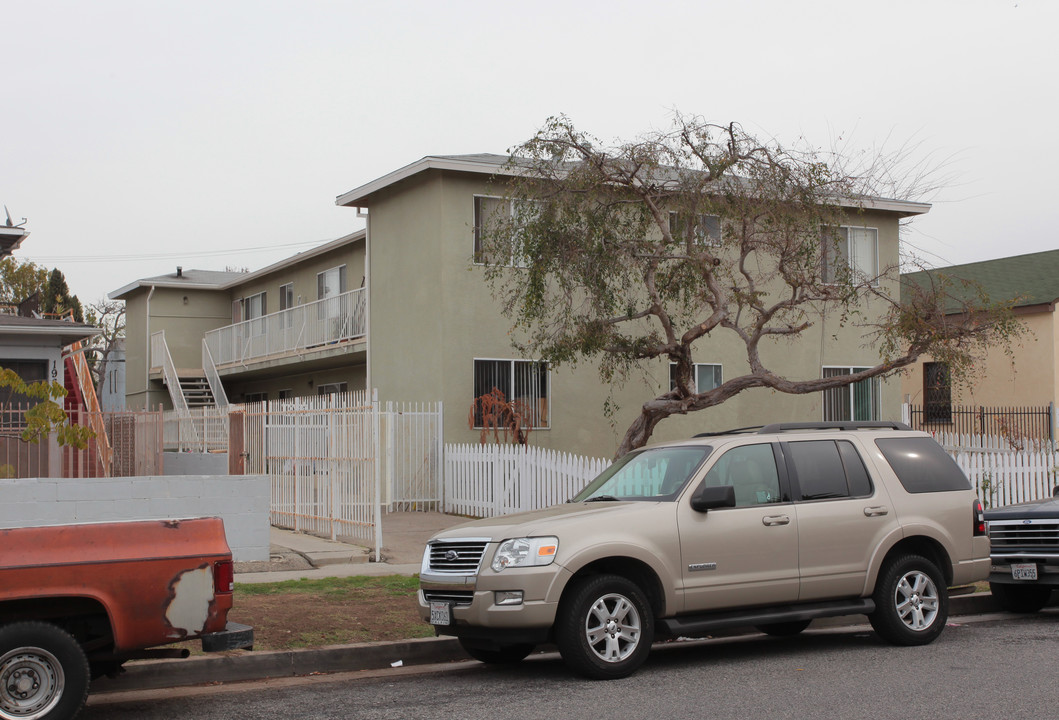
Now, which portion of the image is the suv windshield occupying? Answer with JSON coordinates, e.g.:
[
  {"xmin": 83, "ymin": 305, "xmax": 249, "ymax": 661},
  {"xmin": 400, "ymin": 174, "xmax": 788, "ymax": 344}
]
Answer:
[{"xmin": 573, "ymin": 446, "xmax": 711, "ymax": 502}]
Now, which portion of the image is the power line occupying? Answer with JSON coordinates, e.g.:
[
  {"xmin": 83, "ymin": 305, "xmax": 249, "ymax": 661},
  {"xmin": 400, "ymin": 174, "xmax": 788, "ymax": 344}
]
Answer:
[{"xmin": 21, "ymin": 239, "xmax": 329, "ymax": 264}]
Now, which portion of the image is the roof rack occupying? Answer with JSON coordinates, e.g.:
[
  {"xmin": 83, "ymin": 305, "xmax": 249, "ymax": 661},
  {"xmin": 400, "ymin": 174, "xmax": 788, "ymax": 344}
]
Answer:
[
  {"xmin": 692, "ymin": 426, "xmax": 764, "ymax": 438},
  {"xmin": 757, "ymin": 421, "xmax": 912, "ymax": 434}
]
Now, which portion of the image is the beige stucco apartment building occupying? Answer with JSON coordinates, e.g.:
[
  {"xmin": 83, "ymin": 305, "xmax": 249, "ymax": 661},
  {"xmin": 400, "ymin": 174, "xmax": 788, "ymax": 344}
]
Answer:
[{"xmin": 113, "ymin": 154, "xmax": 929, "ymax": 459}]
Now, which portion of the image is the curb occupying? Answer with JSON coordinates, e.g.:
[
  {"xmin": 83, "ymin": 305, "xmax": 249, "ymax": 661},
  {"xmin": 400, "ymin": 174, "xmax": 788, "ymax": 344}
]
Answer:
[{"xmin": 89, "ymin": 593, "xmax": 1001, "ymax": 695}]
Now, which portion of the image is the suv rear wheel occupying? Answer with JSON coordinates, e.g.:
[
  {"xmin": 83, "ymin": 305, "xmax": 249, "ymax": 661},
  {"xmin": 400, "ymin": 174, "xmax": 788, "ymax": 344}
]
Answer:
[
  {"xmin": 869, "ymin": 554, "xmax": 948, "ymax": 646},
  {"xmin": 556, "ymin": 574, "xmax": 654, "ymax": 680},
  {"xmin": 990, "ymin": 583, "xmax": 1052, "ymax": 613}
]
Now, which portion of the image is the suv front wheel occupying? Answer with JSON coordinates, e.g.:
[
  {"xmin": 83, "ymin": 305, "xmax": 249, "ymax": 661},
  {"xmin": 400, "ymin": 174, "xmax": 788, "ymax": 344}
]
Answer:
[
  {"xmin": 869, "ymin": 554, "xmax": 948, "ymax": 646},
  {"xmin": 555, "ymin": 574, "xmax": 654, "ymax": 680}
]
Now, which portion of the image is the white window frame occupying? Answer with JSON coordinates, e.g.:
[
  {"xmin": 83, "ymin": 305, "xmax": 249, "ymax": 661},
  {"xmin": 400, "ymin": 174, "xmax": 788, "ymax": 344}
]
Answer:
[
  {"xmin": 822, "ymin": 226, "xmax": 879, "ymax": 286},
  {"xmin": 473, "ymin": 195, "xmax": 531, "ymax": 268},
  {"xmin": 242, "ymin": 291, "xmax": 266, "ymax": 321},
  {"xmin": 669, "ymin": 362, "xmax": 723, "ymax": 393},
  {"xmin": 472, "ymin": 357, "xmax": 551, "ymax": 429},
  {"xmin": 821, "ymin": 365, "xmax": 880, "ymax": 422},
  {"xmin": 316, "ymin": 382, "xmax": 348, "ymax": 396},
  {"xmin": 317, "ymin": 266, "xmax": 347, "ymax": 300},
  {"xmin": 279, "ymin": 283, "xmax": 294, "ymax": 311},
  {"xmin": 668, "ymin": 212, "xmax": 722, "ymax": 246}
]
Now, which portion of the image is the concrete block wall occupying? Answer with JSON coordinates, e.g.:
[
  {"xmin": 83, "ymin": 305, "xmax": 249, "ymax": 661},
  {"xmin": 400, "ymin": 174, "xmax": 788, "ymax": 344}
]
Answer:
[
  {"xmin": 0, "ymin": 474, "xmax": 270, "ymax": 562},
  {"xmin": 163, "ymin": 452, "xmax": 229, "ymax": 476}
]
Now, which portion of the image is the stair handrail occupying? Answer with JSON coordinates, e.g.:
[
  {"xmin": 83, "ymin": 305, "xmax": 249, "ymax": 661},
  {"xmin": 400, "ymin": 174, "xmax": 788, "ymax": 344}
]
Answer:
[
  {"xmin": 150, "ymin": 331, "xmax": 200, "ymax": 449},
  {"xmin": 202, "ymin": 340, "xmax": 229, "ymax": 409},
  {"xmin": 151, "ymin": 331, "xmax": 189, "ymax": 413},
  {"xmin": 64, "ymin": 340, "xmax": 113, "ymax": 476}
]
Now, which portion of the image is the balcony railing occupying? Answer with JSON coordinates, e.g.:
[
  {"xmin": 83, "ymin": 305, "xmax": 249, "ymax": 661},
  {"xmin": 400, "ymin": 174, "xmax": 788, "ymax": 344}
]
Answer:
[{"xmin": 205, "ymin": 288, "xmax": 366, "ymax": 368}]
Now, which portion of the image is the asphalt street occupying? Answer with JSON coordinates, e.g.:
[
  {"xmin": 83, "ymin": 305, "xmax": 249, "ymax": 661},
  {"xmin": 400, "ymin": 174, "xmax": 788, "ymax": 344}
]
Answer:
[{"xmin": 84, "ymin": 611, "xmax": 1059, "ymax": 720}]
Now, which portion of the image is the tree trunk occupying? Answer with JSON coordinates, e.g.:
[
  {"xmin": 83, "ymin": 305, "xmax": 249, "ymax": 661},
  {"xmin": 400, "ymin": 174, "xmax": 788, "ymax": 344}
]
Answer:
[{"xmin": 614, "ymin": 406, "xmax": 671, "ymax": 459}]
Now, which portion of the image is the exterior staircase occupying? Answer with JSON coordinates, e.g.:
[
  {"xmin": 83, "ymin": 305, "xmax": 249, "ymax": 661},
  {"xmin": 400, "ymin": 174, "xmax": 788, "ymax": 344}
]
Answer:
[{"xmin": 178, "ymin": 374, "xmax": 217, "ymax": 408}]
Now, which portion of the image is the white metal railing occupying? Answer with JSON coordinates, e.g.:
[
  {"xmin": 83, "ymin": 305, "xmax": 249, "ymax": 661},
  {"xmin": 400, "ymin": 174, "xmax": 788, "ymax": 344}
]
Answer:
[
  {"xmin": 150, "ymin": 331, "xmax": 189, "ymax": 413},
  {"xmin": 163, "ymin": 406, "xmax": 229, "ymax": 452},
  {"xmin": 202, "ymin": 341, "xmax": 229, "ymax": 408},
  {"xmin": 205, "ymin": 288, "xmax": 366, "ymax": 367}
]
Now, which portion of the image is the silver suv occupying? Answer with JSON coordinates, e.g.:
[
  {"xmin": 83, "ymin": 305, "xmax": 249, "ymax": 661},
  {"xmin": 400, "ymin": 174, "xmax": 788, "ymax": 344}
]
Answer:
[{"xmin": 419, "ymin": 422, "xmax": 989, "ymax": 679}]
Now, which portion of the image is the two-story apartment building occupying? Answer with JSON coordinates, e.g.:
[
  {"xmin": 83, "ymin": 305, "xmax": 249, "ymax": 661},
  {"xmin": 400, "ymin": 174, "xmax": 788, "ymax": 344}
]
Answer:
[
  {"xmin": 114, "ymin": 153, "xmax": 929, "ymax": 459},
  {"xmin": 111, "ymin": 233, "xmax": 365, "ymax": 410}
]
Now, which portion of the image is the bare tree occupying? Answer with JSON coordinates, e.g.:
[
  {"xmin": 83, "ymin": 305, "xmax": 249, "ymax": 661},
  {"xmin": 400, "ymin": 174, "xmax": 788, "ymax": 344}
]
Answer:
[
  {"xmin": 480, "ymin": 115, "xmax": 1022, "ymax": 458},
  {"xmin": 83, "ymin": 299, "xmax": 126, "ymax": 400}
]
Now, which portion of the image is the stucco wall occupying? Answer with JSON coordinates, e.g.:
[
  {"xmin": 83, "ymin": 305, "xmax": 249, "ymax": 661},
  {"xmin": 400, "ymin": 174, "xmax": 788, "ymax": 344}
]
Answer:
[
  {"xmin": 0, "ymin": 474, "xmax": 269, "ymax": 562},
  {"xmin": 366, "ymin": 170, "xmax": 907, "ymax": 458},
  {"xmin": 900, "ymin": 308, "xmax": 1058, "ymax": 408}
]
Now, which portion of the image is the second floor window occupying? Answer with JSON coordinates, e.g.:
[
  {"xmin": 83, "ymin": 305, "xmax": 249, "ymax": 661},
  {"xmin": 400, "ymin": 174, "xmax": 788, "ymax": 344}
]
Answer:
[
  {"xmin": 473, "ymin": 196, "xmax": 531, "ymax": 267},
  {"xmin": 822, "ymin": 226, "xmax": 878, "ymax": 285},
  {"xmin": 279, "ymin": 283, "xmax": 294, "ymax": 311},
  {"xmin": 317, "ymin": 266, "xmax": 347, "ymax": 300},
  {"xmin": 668, "ymin": 212, "xmax": 721, "ymax": 246},
  {"xmin": 242, "ymin": 292, "xmax": 266, "ymax": 321}
]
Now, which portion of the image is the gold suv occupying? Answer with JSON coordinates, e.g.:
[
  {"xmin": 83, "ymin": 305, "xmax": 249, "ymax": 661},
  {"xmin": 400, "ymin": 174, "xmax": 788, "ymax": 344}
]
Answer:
[{"xmin": 419, "ymin": 422, "xmax": 989, "ymax": 679}]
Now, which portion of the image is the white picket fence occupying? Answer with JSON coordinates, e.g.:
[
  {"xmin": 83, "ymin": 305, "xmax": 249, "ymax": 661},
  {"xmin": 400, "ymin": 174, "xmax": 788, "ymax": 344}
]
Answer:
[
  {"xmin": 950, "ymin": 448, "xmax": 1059, "ymax": 509},
  {"xmin": 444, "ymin": 444, "xmax": 609, "ymax": 517},
  {"xmin": 442, "ymin": 436, "xmax": 1059, "ymax": 519}
]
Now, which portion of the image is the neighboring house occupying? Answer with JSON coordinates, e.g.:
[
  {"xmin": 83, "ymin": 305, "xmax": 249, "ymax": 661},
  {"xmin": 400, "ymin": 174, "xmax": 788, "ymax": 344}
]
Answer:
[
  {"xmin": 0, "ymin": 312, "xmax": 100, "ymax": 476},
  {"xmin": 98, "ymin": 338, "xmax": 126, "ymax": 411},
  {"xmin": 0, "ymin": 314, "xmax": 98, "ymax": 400},
  {"xmin": 901, "ymin": 249, "xmax": 1059, "ymax": 416},
  {"xmin": 114, "ymin": 154, "xmax": 929, "ymax": 458},
  {"xmin": 0, "ymin": 223, "xmax": 28, "ymax": 258}
]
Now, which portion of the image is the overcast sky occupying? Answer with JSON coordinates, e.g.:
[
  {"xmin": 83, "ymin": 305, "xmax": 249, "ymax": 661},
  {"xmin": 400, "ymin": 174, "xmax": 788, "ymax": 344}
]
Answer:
[{"xmin": 2, "ymin": 0, "xmax": 1055, "ymax": 304}]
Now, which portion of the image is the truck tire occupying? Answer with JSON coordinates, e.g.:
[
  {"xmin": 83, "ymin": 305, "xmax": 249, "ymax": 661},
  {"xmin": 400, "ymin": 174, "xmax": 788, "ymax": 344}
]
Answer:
[
  {"xmin": 990, "ymin": 583, "xmax": 1052, "ymax": 613},
  {"xmin": 0, "ymin": 622, "xmax": 90, "ymax": 720},
  {"xmin": 869, "ymin": 554, "xmax": 948, "ymax": 646},
  {"xmin": 458, "ymin": 640, "xmax": 535, "ymax": 664},
  {"xmin": 555, "ymin": 574, "xmax": 654, "ymax": 680}
]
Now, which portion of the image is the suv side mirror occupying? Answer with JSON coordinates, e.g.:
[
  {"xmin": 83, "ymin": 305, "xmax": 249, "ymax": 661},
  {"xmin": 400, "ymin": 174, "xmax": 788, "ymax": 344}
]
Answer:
[{"xmin": 690, "ymin": 484, "xmax": 736, "ymax": 513}]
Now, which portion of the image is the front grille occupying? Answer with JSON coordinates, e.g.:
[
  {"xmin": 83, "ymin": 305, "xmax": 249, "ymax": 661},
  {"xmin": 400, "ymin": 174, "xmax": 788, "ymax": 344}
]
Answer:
[
  {"xmin": 989, "ymin": 520, "xmax": 1059, "ymax": 548},
  {"xmin": 423, "ymin": 589, "xmax": 475, "ymax": 606},
  {"xmin": 427, "ymin": 539, "xmax": 489, "ymax": 573}
]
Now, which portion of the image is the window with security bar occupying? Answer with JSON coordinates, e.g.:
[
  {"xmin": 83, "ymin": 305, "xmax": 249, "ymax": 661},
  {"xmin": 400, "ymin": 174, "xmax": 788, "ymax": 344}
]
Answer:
[
  {"xmin": 923, "ymin": 361, "xmax": 952, "ymax": 423},
  {"xmin": 822, "ymin": 366, "xmax": 880, "ymax": 422},
  {"xmin": 472, "ymin": 359, "xmax": 550, "ymax": 429}
]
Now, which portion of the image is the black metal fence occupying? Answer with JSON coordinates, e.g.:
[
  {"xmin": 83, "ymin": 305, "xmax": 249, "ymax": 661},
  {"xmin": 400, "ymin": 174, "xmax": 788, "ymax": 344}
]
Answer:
[{"xmin": 906, "ymin": 404, "xmax": 1055, "ymax": 447}]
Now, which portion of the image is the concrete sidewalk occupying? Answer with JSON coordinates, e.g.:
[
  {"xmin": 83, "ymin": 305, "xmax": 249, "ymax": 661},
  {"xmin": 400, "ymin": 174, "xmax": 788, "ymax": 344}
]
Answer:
[{"xmin": 234, "ymin": 511, "xmax": 466, "ymax": 582}]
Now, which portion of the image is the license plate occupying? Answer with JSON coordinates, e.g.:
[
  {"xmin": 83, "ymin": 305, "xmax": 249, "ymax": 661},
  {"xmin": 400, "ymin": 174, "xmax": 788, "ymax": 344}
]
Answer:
[
  {"xmin": 429, "ymin": 601, "xmax": 452, "ymax": 626},
  {"xmin": 1012, "ymin": 563, "xmax": 1039, "ymax": 581}
]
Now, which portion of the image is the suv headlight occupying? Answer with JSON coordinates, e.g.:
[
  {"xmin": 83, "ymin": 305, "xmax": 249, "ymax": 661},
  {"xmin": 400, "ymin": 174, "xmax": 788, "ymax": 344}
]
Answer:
[{"xmin": 491, "ymin": 536, "xmax": 559, "ymax": 572}]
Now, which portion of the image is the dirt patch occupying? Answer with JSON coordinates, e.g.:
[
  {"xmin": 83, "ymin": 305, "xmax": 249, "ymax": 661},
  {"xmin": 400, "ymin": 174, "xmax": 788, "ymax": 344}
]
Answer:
[{"xmin": 227, "ymin": 576, "xmax": 433, "ymax": 651}]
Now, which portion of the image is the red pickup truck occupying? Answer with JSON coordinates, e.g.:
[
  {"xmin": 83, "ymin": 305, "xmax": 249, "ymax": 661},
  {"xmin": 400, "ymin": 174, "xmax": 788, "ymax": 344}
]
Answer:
[{"xmin": 0, "ymin": 516, "xmax": 253, "ymax": 720}]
